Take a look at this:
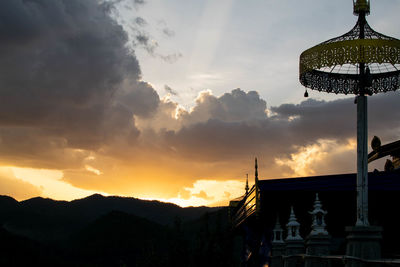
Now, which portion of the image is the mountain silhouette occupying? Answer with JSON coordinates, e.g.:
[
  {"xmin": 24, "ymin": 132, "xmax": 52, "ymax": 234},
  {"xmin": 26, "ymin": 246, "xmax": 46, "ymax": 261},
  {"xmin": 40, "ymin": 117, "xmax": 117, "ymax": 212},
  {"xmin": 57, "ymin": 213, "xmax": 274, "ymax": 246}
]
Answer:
[
  {"xmin": 0, "ymin": 194, "xmax": 240, "ymax": 266},
  {"xmin": 0, "ymin": 194, "xmax": 220, "ymax": 242}
]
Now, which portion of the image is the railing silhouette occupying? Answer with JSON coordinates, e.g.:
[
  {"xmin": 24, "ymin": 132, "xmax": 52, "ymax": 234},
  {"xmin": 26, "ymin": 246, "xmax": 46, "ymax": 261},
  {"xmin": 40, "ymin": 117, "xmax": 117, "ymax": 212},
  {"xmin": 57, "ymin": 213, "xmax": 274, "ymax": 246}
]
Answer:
[{"xmin": 231, "ymin": 185, "xmax": 256, "ymax": 228}]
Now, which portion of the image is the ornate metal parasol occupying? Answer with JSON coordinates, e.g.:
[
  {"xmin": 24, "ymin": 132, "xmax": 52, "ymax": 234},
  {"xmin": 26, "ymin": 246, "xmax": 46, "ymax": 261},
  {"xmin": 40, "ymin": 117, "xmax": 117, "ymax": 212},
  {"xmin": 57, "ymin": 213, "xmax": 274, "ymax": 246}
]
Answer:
[{"xmin": 299, "ymin": 0, "xmax": 400, "ymax": 226}]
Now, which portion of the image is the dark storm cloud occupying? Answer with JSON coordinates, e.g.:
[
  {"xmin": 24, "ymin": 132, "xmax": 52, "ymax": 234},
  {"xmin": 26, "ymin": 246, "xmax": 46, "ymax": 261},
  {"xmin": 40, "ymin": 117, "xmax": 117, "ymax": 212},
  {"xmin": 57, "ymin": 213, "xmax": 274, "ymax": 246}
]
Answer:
[
  {"xmin": 117, "ymin": 81, "xmax": 159, "ymax": 117},
  {"xmin": 270, "ymin": 98, "xmax": 357, "ymax": 145},
  {"xmin": 271, "ymin": 93, "xmax": 400, "ymax": 142},
  {"xmin": 0, "ymin": 0, "xmax": 160, "ymax": 167},
  {"xmin": 0, "ymin": 1, "xmax": 42, "ymax": 44},
  {"xmin": 0, "ymin": 127, "xmax": 87, "ymax": 168}
]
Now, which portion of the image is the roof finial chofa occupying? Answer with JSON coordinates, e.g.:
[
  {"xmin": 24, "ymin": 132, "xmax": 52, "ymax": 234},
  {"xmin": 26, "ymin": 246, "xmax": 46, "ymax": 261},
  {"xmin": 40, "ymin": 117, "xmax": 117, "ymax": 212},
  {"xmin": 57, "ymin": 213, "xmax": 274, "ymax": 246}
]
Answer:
[
  {"xmin": 245, "ymin": 174, "xmax": 249, "ymax": 194},
  {"xmin": 255, "ymin": 157, "xmax": 258, "ymax": 182}
]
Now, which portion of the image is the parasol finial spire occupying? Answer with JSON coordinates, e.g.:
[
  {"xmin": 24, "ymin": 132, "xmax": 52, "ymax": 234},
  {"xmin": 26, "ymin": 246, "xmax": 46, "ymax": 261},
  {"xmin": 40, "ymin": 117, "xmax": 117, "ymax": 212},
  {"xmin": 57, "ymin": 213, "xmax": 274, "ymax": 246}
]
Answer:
[{"xmin": 353, "ymin": 0, "xmax": 370, "ymax": 16}]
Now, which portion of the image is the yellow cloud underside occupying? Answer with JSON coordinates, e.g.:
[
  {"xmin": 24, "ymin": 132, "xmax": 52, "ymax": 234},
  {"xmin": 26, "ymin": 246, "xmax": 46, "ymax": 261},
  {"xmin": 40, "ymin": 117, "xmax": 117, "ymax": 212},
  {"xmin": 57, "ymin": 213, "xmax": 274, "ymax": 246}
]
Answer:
[
  {"xmin": 5, "ymin": 166, "xmax": 105, "ymax": 201},
  {"xmin": 275, "ymin": 139, "xmax": 357, "ymax": 177}
]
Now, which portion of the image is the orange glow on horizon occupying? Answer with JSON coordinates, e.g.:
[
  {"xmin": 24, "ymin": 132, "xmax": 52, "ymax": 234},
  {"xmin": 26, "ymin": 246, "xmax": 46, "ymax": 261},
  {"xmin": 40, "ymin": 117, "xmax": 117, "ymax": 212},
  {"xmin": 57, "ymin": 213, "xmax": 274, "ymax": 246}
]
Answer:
[
  {"xmin": 1, "ymin": 166, "xmax": 246, "ymax": 207},
  {"xmin": 3, "ymin": 166, "xmax": 107, "ymax": 201}
]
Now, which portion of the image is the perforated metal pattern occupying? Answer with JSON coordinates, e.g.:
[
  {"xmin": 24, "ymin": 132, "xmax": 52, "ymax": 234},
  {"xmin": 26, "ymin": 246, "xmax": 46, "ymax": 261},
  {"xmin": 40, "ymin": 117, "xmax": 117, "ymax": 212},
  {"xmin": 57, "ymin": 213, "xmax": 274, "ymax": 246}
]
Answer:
[{"xmin": 299, "ymin": 18, "xmax": 400, "ymax": 95}]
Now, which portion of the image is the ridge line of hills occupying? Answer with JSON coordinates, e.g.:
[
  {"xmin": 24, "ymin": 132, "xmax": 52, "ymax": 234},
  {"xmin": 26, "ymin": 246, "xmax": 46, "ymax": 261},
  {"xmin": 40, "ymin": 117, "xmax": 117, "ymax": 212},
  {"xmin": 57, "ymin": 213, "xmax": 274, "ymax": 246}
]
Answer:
[
  {"xmin": 0, "ymin": 193, "xmax": 239, "ymax": 266},
  {"xmin": 0, "ymin": 193, "xmax": 222, "ymax": 241}
]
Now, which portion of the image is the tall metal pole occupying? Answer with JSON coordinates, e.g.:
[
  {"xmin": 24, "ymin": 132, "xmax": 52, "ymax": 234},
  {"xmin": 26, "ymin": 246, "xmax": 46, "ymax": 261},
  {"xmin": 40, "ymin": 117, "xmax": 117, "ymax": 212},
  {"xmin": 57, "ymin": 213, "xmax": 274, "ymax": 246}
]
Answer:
[
  {"xmin": 298, "ymin": 0, "xmax": 392, "ymax": 260},
  {"xmin": 356, "ymin": 95, "xmax": 369, "ymax": 226},
  {"xmin": 356, "ymin": 10, "xmax": 369, "ymax": 226}
]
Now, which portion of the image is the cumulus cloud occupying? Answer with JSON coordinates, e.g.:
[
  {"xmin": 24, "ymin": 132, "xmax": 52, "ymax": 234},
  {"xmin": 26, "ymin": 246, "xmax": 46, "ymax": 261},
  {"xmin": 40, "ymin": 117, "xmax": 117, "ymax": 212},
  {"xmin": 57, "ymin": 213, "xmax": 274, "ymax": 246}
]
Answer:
[
  {"xmin": 152, "ymin": 90, "xmax": 400, "ymax": 177},
  {"xmin": 135, "ymin": 88, "xmax": 399, "ymax": 182},
  {"xmin": 183, "ymin": 88, "xmax": 268, "ymax": 124}
]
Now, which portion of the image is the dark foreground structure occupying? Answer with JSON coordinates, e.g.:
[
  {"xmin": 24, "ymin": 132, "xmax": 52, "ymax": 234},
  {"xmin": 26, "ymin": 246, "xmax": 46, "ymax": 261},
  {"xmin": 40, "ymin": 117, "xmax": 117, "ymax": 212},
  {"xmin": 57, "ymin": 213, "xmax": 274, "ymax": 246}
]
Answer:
[
  {"xmin": 230, "ymin": 136, "xmax": 400, "ymax": 267},
  {"xmin": 230, "ymin": 168, "xmax": 400, "ymax": 266}
]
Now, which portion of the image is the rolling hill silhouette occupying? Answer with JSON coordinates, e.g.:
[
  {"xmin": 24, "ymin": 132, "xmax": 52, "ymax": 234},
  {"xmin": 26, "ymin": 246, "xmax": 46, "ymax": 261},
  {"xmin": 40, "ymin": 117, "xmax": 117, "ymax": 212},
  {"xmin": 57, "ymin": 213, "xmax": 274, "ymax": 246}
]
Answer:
[
  {"xmin": 0, "ymin": 194, "xmax": 219, "ymax": 242},
  {"xmin": 0, "ymin": 194, "xmax": 240, "ymax": 266}
]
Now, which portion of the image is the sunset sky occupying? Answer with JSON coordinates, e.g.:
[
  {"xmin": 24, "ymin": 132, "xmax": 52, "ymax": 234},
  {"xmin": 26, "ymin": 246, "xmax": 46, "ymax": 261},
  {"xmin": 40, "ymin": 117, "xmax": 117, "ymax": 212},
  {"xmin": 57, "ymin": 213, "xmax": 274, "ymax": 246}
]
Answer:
[{"xmin": 0, "ymin": 0, "xmax": 399, "ymax": 207}]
